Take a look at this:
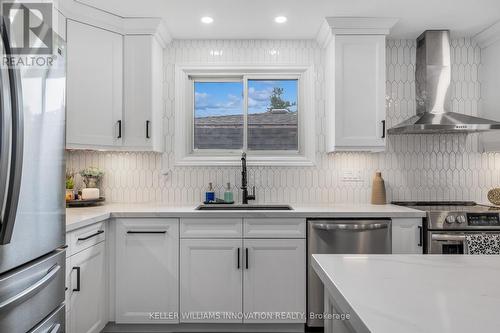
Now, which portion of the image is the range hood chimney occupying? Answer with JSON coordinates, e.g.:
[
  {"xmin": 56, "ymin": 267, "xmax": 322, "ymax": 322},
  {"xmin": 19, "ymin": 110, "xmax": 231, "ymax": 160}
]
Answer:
[{"xmin": 388, "ymin": 30, "xmax": 500, "ymax": 134}]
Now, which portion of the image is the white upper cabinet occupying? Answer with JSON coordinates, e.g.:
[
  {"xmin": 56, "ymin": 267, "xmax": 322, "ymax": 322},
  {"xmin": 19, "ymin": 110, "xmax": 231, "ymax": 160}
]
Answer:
[
  {"xmin": 476, "ymin": 22, "xmax": 500, "ymax": 152},
  {"xmin": 66, "ymin": 20, "xmax": 123, "ymax": 149},
  {"xmin": 62, "ymin": 0, "xmax": 169, "ymax": 151},
  {"xmin": 123, "ymin": 35, "xmax": 164, "ymax": 152},
  {"xmin": 320, "ymin": 17, "xmax": 397, "ymax": 152}
]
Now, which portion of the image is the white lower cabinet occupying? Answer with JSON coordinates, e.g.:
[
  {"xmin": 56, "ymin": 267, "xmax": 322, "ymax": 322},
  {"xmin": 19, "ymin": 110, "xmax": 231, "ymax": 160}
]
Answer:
[
  {"xmin": 180, "ymin": 239, "xmax": 243, "ymax": 323},
  {"xmin": 243, "ymin": 239, "xmax": 306, "ymax": 323},
  {"xmin": 179, "ymin": 218, "xmax": 306, "ymax": 324},
  {"xmin": 115, "ymin": 218, "xmax": 179, "ymax": 324},
  {"xmin": 392, "ymin": 218, "xmax": 423, "ymax": 254},
  {"xmin": 68, "ymin": 242, "xmax": 107, "ymax": 333}
]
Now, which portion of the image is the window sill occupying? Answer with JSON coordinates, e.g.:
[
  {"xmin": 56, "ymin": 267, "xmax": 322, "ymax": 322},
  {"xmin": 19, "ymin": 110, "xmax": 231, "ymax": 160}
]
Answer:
[{"xmin": 175, "ymin": 154, "xmax": 315, "ymax": 167}]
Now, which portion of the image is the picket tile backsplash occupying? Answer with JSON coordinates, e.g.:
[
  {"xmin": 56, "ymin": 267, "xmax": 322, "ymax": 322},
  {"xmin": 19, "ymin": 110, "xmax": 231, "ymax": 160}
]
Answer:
[{"xmin": 66, "ymin": 38, "xmax": 500, "ymax": 204}]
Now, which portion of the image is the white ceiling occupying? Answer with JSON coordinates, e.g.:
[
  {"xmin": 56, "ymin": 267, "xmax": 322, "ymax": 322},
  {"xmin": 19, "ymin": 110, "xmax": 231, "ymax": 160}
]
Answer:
[{"xmin": 78, "ymin": 0, "xmax": 500, "ymax": 39}]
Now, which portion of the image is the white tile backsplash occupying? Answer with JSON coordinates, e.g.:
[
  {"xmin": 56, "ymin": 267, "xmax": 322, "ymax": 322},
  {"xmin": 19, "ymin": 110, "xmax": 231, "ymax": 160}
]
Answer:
[{"xmin": 66, "ymin": 38, "xmax": 500, "ymax": 205}]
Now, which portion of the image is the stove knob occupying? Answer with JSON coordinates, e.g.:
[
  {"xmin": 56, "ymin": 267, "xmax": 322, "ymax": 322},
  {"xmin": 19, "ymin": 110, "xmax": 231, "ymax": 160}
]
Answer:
[
  {"xmin": 456, "ymin": 215, "xmax": 466, "ymax": 224},
  {"xmin": 445, "ymin": 215, "xmax": 456, "ymax": 224}
]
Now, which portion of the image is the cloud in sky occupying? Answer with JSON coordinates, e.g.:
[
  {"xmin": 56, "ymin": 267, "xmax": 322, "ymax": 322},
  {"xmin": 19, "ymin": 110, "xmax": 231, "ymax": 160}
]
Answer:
[{"xmin": 194, "ymin": 80, "xmax": 297, "ymax": 118}]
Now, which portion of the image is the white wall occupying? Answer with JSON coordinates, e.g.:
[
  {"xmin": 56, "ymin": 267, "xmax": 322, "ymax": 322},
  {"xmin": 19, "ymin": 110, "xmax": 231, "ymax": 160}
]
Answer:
[{"xmin": 66, "ymin": 38, "xmax": 500, "ymax": 204}]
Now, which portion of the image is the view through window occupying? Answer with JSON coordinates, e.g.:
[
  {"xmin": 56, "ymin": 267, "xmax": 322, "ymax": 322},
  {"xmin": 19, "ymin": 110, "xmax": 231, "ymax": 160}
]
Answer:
[{"xmin": 193, "ymin": 78, "xmax": 298, "ymax": 151}]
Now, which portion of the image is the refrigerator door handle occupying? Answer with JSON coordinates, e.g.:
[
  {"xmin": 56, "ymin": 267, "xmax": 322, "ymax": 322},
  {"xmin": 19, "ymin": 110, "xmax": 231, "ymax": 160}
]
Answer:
[
  {"xmin": 48, "ymin": 323, "xmax": 62, "ymax": 333},
  {"xmin": 0, "ymin": 264, "xmax": 61, "ymax": 313},
  {"xmin": 0, "ymin": 17, "xmax": 24, "ymax": 245},
  {"xmin": 0, "ymin": 18, "xmax": 12, "ymax": 241}
]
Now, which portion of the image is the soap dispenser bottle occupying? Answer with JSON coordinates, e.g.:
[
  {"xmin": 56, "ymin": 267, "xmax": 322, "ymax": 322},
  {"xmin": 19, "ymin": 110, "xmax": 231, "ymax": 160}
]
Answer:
[
  {"xmin": 205, "ymin": 182, "xmax": 215, "ymax": 203},
  {"xmin": 224, "ymin": 182, "xmax": 234, "ymax": 203}
]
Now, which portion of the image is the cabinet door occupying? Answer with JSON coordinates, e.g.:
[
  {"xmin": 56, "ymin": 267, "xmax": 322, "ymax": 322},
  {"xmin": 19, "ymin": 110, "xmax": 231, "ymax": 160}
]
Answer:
[
  {"xmin": 65, "ymin": 257, "xmax": 71, "ymax": 333},
  {"xmin": 180, "ymin": 239, "xmax": 242, "ymax": 323},
  {"xmin": 69, "ymin": 242, "xmax": 106, "ymax": 333},
  {"xmin": 333, "ymin": 35, "xmax": 386, "ymax": 151},
  {"xmin": 392, "ymin": 218, "xmax": 423, "ymax": 254},
  {"xmin": 123, "ymin": 35, "xmax": 163, "ymax": 151},
  {"xmin": 115, "ymin": 218, "xmax": 179, "ymax": 324},
  {"xmin": 66, "ymin": 20, "xmax": 123, "ymax": 148},
  {"xmin": 243, "ymin": 239, "xmax": 306, "ymax": 323}
]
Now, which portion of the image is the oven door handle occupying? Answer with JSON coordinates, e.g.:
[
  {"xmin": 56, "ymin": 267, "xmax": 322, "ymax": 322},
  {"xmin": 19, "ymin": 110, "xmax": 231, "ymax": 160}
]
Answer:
[{"xmin": 431, "ymin": 234, "xmax": 465, "ymax": 242}]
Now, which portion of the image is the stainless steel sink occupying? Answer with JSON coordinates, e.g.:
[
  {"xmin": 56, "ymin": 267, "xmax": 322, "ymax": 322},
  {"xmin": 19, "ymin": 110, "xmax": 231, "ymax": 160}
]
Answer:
[{"xmin": 195, "ymin": 204, "xmax": 293, "ymax": 211}]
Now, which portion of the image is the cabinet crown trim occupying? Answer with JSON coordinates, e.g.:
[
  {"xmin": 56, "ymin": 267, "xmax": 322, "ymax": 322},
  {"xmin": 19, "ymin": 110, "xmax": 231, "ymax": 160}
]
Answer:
[
  {"xmin": 317, "ymin": 17, "xmax": 398, "ymax": 47},
  {"xmin": 475, "ymin": 20, "xmax": 500, "ymax": 48}
]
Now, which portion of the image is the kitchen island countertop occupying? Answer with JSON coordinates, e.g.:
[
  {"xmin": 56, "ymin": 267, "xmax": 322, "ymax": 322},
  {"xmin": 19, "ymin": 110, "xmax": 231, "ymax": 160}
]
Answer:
[
  {"xmin": 65, "ymin": 203, "xmax": 425, "ymax": 232},
  {"xmin": 312, "ymin": 254, "xmax": 500, "ymax": 333}
]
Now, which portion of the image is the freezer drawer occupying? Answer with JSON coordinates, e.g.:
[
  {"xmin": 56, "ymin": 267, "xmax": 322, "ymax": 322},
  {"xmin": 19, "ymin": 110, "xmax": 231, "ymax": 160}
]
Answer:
[
  {"xmin": 0, "ymin": 249, "xmax": 65, "ymax": 333},
  {"xmin": 29, "ymin": 304, "xmax": 65, "ymax": 333}
]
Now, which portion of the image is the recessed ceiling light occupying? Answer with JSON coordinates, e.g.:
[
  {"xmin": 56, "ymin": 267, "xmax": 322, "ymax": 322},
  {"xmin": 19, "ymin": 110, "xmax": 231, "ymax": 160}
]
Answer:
[
  {"xmin": 201, "ymin": 16, "xmax": 214, "ymax": 24},
  {"xmin": 274, "ymin": 16, "xmax": 287, "ymax": 24}
]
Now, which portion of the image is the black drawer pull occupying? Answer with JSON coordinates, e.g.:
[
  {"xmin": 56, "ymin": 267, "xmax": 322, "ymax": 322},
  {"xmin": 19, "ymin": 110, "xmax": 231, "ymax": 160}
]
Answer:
[
  {"xmin": 146, "ymin": 120, "xmax": 150, "ymax": 139},
  {"xmin": 381, "ymin": 120, "xmax": 386, "ymax": 138},
  {"xmin": 418, "ymin": 225, "xmax": 423, "ymax": 247},
  {"xmin": 127, "ymin": 231, "xmax": 166, "ymax": 234},
  {"xmin": 117, "ymin": 120, "xmax": 122, "ymax": 139},
  {"xmin": 245, "ymin": 248, "xmax": 249, "ymax": 269},
  {"xmin": 77, "ymin": 230, "xmax": 104, "ymax": 241},
  {"xmin": 237, "ymin": 248, "xmax": 240, "ymax": 269},
  {"xmin": 72, "ymin": 267, "xmax": 81, "ymax": 292}
]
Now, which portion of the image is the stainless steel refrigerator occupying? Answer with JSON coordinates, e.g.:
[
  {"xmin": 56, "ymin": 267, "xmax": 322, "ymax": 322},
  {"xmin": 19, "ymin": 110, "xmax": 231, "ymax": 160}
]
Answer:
[{"xmin": 0, "ymin": 16, "xmax": 66, "ymax": 333}]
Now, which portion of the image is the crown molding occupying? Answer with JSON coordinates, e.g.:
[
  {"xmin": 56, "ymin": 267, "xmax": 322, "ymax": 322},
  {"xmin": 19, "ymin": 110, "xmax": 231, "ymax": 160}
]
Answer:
[
  {"xmin": 58, "ymin": 0, "xmax": 171, "ymax": 46},
  {"xmin": 316, "ymin": 19, "xmax": 333, "ymax": 48},
  {"xmin": 316, "ymin": 17, "xmax": 398, "ymax": 48},
  {"xmin": 474, "ymin": 20, "xmax": 500, "ymax": 48}
]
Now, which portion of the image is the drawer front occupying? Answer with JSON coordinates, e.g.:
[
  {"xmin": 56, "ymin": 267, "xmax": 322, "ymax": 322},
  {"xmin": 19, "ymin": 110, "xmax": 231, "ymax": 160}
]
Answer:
[
  {"xmin": 0, "ymin": 250, "xmax": 65, "ymax": 333},
  {"xmin": 68, "ymin": 221, "xmax": 106, "ymax": 256},
  {"xmin": 30, "ymin": 304, "xmax": 65, "ymax": 333},
  {"xmin": 180, "ymin": 218, "xmax": 242, "ymax": 238},
  {"xmin": 244, "ymin": 218, "xmax": 306, "ymax": 238}
]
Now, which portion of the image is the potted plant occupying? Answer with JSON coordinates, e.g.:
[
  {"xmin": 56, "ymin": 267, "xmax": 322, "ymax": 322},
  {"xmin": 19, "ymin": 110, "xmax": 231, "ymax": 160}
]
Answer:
[
  {"xmin": 79, "ymin": 167, "xmax": 104, "ymax": 189},
  {"xmin": 65, "ymin": 171, "xmax": 75, "ymax": 201}
]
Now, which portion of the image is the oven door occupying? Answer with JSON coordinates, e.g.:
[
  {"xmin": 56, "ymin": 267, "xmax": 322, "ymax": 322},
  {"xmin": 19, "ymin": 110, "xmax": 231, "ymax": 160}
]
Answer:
[
  {"xmin": 428, "ymin": 231, "xmax": 500, "ymax": 254},
  {"xmin": 428, "ymin": 232, "xmax": 465, "ymax": 254}
]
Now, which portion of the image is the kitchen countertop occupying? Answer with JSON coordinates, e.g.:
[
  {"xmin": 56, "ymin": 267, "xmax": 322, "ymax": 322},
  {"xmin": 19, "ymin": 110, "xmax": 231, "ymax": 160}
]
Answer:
[
  {"xmin": 65, "ymin": 203, "xmax": 425, "ymax": 232},
  {"xmin": 312, "ymin": 254, "xmax": 500, "ymax": 333}
]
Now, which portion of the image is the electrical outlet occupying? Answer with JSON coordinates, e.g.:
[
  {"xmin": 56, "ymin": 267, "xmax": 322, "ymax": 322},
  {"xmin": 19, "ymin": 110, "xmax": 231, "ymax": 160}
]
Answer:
[{"xmin": 342, "ymin": 170, "xmax": 364, "ymax": 183}]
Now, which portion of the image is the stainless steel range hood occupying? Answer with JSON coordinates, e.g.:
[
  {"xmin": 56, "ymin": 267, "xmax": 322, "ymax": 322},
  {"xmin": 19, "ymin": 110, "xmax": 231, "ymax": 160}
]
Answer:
[{"xmin": 388, "ymin": 30, "xmax": 500, "ymax": 134}]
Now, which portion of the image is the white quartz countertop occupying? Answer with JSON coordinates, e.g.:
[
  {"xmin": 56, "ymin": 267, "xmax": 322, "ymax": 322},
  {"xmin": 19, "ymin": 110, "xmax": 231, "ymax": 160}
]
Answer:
[
  {"xmin": 312, "ymin": 254, "xmax": 500, "ymax": 333},
  {"xmin": 65, "ymin": 203, "xmax": 425, "ymax": 232}
]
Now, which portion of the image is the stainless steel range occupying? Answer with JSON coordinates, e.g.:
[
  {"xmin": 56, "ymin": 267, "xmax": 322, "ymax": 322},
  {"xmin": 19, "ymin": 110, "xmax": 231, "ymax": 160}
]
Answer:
[{"xmin": 393, "ymin": 201, "xmax": 500, "ymax": 254}]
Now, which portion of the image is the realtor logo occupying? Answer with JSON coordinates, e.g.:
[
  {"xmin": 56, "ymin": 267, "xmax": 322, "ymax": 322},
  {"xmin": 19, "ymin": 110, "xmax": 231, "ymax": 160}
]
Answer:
[{"xmin": 2, "ymin": 2, "xmax": 53, "ymax": 54}]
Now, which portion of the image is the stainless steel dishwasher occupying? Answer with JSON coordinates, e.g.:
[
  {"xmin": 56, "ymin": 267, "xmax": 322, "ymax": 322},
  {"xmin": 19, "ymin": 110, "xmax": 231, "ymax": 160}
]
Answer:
[{"xmin": 307, "ymin": 219, "xmax": 392, "ymax": 327}]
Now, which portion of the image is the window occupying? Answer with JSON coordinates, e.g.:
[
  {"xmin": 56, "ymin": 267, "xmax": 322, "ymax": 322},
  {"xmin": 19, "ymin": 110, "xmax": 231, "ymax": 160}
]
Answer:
[
  {"xmin": 247, "ymin": 79, "xmax": 298, "ymax": 150},
  {"xmin": 194, "ymin": 81, "xmax": 244, "ymax": 149},
  {"xmin": 175, "ymin": 66, "xmax": 315, "ymax": 166},
  {"xmin": 193, "ymin": 78, "xmax": 298, "ymax": 152}
]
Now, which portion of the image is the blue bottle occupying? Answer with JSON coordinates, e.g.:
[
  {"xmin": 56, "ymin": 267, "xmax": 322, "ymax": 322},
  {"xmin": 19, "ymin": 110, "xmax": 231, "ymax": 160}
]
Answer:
[{"xmin": 205, "ymin": 182, "xmax": 215, "ymax": 203}]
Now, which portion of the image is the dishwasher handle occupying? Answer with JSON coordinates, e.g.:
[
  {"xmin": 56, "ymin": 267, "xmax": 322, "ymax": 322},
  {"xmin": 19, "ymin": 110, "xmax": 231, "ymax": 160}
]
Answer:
[{"xmin": 312, "ymin": 221, "xmax": 390, "ymax": 231}]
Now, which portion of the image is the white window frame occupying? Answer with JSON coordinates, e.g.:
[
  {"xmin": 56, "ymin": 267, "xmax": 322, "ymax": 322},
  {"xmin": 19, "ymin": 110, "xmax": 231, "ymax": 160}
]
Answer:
[{"xmin": 175, "ymin": 65, "xmax": 315, "ymax": 166}]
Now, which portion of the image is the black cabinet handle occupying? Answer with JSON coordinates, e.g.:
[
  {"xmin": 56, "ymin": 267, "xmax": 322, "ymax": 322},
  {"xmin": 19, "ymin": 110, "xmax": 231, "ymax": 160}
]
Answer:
[
  {"xmin": 77, "ymin": 230, "xmax": 104, "ymax": 241},
  {"xmin": 146, "ymin": 120, "xmax": 150, "ymax": 139},
  {"xmin": 117, "ymin": 120, "xmax": 122, "ymax": 139},
  {"xmin": 237, "ymin": 248, "xmax": 240, "ymax": 269},
  {"xmin": 72, "ymin": 267, "xmax": 81, "ymax": 292},
  {"xmin": 245, "ymin": 248, "xmax": 249, "ymax": 269},
  {"xmin": 418, "ymin": 225, "xmax": 423, "ymax": 247},
  {"xmin": 126, "ymin": 231, "xmax": 166, "ymax": 234},
  {"xmin": 381, "ymin": 120, "xmax": 386, "ymax": 138}
]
